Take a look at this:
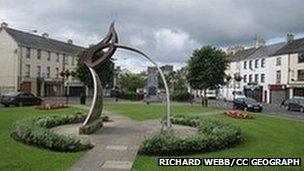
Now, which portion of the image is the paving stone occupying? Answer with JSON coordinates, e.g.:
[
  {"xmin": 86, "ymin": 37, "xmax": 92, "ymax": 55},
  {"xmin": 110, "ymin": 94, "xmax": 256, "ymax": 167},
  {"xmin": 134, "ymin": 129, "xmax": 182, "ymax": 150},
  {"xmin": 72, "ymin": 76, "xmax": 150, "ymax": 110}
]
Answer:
[
  {"xmin": 102, "ymin": 160, "xmax": 133, "ymax": 170},
  {"xmin": 106, "ymin": 145, "xmax": 128, "ymax": 150}
]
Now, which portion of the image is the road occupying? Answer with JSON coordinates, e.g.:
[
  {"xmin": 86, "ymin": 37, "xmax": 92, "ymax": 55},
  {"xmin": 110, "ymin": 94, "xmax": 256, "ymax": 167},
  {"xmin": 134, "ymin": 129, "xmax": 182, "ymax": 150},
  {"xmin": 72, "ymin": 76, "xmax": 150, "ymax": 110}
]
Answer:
[{"xmin": 1, "ymin": 97, "xmax": 303, "ymax": 120}]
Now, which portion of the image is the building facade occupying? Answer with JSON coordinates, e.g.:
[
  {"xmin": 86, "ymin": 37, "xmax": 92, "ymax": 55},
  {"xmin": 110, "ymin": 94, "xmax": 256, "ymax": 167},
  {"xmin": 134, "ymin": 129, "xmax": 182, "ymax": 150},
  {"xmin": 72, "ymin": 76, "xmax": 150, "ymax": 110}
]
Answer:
[
  {"xmin": 0, "ymin": 22, "xmax": 84, "ymax": 96},
  {"xmin": 226, "ymin": 34, "xmax": 304, "ymax": 104}
]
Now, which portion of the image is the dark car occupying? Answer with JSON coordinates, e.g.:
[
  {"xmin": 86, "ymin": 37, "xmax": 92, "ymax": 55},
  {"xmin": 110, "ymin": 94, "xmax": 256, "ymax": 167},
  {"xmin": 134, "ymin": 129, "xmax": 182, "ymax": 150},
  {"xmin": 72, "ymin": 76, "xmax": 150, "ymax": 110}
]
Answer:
[
  {"xmin": 233, "ymin": 97, "xmax": 263, "ymax": 112},
  {"xmin": 282, "ymin": 98, "xmax": 304, "ymax": 112},
  {"xmin": 0, "ymin": 92, "xmax": 42, "ymax": 107}
]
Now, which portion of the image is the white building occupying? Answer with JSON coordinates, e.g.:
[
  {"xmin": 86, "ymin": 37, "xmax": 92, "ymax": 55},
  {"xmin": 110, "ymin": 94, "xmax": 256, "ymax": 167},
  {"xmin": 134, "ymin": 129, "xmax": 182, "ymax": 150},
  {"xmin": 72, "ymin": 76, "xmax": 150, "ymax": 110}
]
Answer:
[
  {"xmin": 226, "ymin": 34, "xmax": 304, "ymax": 104},
  {"xmin": 0, "ymin": 22, "xmax": 84, "ymax": 96}
]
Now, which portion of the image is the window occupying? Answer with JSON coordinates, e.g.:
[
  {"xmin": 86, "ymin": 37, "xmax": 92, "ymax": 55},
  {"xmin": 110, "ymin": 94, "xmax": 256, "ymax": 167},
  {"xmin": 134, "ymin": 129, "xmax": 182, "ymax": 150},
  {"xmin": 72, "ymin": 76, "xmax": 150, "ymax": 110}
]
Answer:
[
  {"xmin": 297, "ymin": 70, "xmax": 304, "ymax": 81},
  {"xmin": 47, "ymin": 66, "xmax": 50, "ymax": 78},
  {"xmin": 63, "ymin": 54, "xmax": 68, "ymax": 65},
  {"xmin": 56, "ymin": 67, "xmax": 59, "ymax": 78},
  {"xmin": 249, "ymin": 60, "xmax": 252, "ymax": 69},
  {"xmin": 276, "ymin": 57, "xmax": 281, "ymax": 66},
  {"xmin": 249, "ymin": 74, "xmax": 252, "ymax": 83},
  {"xmin": 56, "ymin": 53, "xmax": 60, "ymax": 62},
  {"xmin": 298, "ymin": 53, "xmax": 304, "ymax": 63},
  {"xmin": 25, "ymin": 64, "xmax": 30, "ymax": 77},
  {"xmin": 47, "ymin": 51, "xmax": 51, "ymax": 61},
  {"xmin": 71, "ymin": 56, "xmax": 75, "ymax": 65},
  {"xmin": 37, "ymin": 65, "xmax": 41, "ymax": 77},
  {"xmin": 276, "ymin": 70, "xmax": 281, "ymax": 84},
  {"xmin": 26, "ymin": 47, "xmax": 30, "ymax": 58},
  {"xmin": 261, "ymin": 58, "xmax": 265, "ymax": 68},
  {"xmin": 243, "ymin": 61, "xmax": 247, "ymax": 69},
  {"xmin": 37, "ymin": 49, "xmax": 41, "ymax": 59},
  {"xmin": 254, "ymin": 74, "xmax": 259, "ymax": 83},
  {"xmin": 243, "ymin": 75, "xmax": 247, "ymax": 83},
  {"xmin": 255, "ymin": 59, "xmax": 259, "ymax": 68},
  {"xmin": 261, "ymin": 74, "xmax": 265, "ymax": 83}
]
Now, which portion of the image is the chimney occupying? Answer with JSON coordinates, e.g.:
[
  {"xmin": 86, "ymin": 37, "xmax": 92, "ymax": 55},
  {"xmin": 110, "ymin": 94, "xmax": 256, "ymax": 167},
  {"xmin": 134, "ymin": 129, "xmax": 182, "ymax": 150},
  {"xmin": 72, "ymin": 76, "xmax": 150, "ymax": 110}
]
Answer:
[
  {"xmin": 42, "ymin": 33, "xmax": 49, "ymax": 38},
  {"xmin": 254, "ymin": 37, "xmax": 266, "ymax": 48},
  {"xmin": 67, "ymin": 39, "xmax": 73, "ymax": 44},
  {"xmin": 1, "ymin": 22, "xmax": 8, "ymax": 28},
  {"xmin": 286, "ymin": 33, "xmax": 294, "ymax": 43},
  {"xmin": 227, "ymin": 45, "xmax": 244, "ymax": 55}
]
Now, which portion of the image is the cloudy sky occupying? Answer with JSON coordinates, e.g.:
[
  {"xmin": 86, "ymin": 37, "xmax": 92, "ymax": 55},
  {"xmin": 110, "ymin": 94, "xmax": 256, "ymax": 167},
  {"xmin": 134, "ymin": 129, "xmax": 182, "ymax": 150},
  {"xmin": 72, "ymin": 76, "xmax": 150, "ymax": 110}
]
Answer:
[{"xmin": 1, "ymin": 0, "xmax": 304, "ymax": 72}]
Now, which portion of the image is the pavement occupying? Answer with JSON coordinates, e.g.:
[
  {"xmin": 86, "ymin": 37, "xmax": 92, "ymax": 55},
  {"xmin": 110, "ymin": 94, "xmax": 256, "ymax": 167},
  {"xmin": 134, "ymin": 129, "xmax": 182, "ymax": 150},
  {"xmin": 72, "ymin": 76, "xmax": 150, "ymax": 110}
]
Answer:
[{"xmin": 52, "ymin": 108, "xmax": 196, "ymax": 171}]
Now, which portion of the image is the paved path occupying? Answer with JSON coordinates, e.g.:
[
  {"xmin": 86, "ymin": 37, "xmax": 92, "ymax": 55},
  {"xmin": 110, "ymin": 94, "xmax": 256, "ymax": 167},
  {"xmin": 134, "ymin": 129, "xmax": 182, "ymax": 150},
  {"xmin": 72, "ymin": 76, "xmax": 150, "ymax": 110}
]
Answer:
[{"xmin": 53, "ymin": 111, "xmax": 196, "ymax": 171}]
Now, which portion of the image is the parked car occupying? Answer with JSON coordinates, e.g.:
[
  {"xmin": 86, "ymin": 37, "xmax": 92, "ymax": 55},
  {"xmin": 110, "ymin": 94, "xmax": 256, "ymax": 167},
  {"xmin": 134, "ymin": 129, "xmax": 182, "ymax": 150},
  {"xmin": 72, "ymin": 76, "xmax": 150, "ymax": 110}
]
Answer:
[
  {"xmin": 0, "ymin": 92, "xmax": 42, "ymax": 107},
  {"xmin": 281, "ymin": 98, "xmax": 304, "ymax": 112},
  {"xmin": 233, "ymin": 97, "xmax": 263, "ymax": 112}
]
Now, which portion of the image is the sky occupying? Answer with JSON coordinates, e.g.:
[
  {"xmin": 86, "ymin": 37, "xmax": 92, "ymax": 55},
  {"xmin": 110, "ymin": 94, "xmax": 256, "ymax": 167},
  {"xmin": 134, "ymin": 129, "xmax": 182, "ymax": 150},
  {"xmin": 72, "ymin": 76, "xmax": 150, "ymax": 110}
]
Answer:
[{"xmin": 1, "ymin": 0, "xmax": 304, "ymax": 72}]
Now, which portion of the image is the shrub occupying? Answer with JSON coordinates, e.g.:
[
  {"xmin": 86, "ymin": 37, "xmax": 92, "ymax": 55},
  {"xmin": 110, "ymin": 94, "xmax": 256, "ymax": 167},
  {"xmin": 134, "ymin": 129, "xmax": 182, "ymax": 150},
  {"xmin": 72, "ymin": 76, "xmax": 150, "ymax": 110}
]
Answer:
[
  {"xmin": 139, "ymin": 115, "xmax": 242, "ymax": 155},
  {"xmin": 120, "ymin": 91, "xmax": 143, "ymax": 101},
  {"xmin": 11, "ymin": 113, "xmax": 94, "ymax": 152},
  {"xmin": 224, "ymin": 110, "xmax": 254, "ymax": 119},
  {"xmin": 171, "ymin": 92, "xmax": 192, "ymax": 102}
]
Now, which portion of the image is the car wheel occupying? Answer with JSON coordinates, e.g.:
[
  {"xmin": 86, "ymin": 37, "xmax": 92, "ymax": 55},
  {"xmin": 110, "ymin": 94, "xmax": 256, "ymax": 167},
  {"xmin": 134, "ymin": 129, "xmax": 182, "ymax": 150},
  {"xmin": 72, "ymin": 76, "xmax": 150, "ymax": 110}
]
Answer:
[
  {"xmin": 285, "ymin": 106, "xmax": 289, "ymax": 111},
  {"xmin": 300, "ymin": 107, "xmax": 304, "ymax": 113}
]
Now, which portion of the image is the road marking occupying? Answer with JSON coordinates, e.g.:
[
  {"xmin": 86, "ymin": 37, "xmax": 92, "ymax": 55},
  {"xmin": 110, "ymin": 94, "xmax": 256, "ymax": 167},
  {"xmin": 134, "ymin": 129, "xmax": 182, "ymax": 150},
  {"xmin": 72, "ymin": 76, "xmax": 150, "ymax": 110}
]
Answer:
[
  {"xmin": 106, "ymin": 145, "xmax": 128, "ymax": 150},
  {"xmin": 102, "ymin": 160, "xmax": 133, "ymax": 169}
]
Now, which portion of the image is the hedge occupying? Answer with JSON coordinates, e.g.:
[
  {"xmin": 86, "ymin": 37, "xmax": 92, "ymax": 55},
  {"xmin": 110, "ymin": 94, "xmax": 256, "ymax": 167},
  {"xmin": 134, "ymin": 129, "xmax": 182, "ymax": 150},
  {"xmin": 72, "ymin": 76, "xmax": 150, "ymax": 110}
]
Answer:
[
  {"xmin": 138, "ymin": 115, "xmax": 242, "ymax": 155},
  {"xmin": 171, "ymin": 92, "xmax": 192, "ymax": 102},
  {"xmin": 11, "ymin": 113, "xmax": 109, "ymax": 152}
]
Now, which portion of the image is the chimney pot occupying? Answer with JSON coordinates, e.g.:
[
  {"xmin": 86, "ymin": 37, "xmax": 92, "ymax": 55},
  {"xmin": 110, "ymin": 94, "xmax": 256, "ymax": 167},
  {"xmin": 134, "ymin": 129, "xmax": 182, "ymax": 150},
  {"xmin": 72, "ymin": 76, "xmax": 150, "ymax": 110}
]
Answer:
[
  {"xmin": 1, "ymin": 22, "xmax": 8, "ymax": 28},
  {"xmin": 67, "ymin": 39, "xmax": 73, "ymax": 44},
  {"xmin": 42, "ymin": 33, "xmax": 49, "ymax": 38},
  {"xmin": 287, "ymin": 33, "xmax": 294, "ymax": 43}
]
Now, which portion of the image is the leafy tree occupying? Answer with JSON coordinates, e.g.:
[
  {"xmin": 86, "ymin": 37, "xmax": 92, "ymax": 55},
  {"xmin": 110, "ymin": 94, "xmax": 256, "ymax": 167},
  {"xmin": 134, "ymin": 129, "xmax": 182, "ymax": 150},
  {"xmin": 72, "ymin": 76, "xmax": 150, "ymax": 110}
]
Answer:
[
  {"xmin": 187, "ymin": 45, "xmax": 228, "ymax": 107},
  {"xmin": 75, "ymin": 51, "xmax": 114, "ymax": 89},
  {"xmin": 118, "ymin": 73, "xmax": 146, "ymax": 92}
]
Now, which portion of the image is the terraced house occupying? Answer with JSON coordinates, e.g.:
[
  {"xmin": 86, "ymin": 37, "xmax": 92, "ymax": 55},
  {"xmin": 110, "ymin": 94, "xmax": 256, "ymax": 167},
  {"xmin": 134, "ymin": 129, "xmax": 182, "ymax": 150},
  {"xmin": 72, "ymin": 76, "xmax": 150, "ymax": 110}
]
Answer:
[
  {"xmin": 226, "ymin": 34, "xmax": 304, "ymax": 104},
  {"xmin": 0, "ymin": 22, "xmax": 84, "ymax": 96}
]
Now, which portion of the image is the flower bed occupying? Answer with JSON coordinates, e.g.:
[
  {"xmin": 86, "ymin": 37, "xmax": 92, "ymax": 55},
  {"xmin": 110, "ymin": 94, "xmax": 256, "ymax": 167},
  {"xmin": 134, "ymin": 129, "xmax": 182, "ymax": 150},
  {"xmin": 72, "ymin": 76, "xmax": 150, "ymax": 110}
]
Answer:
[
  {"xmin": 224, "ymin": 110, "xmax": 254, "ymax": 119},
  {"xmin": 35, "ymin": 103, "xmax": 68, "ymax": 110},
  {"xmin": 138, "ymin": 115, "xmax": 242, "ymax": 155},
  {"xmin": 11, "ymin": 113, "xmax": 109, "ymax": 152}
]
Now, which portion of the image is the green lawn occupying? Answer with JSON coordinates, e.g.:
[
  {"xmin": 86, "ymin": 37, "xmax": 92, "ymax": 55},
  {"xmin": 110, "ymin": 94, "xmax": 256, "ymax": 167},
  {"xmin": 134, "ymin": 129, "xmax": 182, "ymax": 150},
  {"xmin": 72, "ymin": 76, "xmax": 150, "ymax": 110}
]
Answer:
[
  {"xmin": 104, "ymin": 103, "xmax": 304, "ymax": 171},
  {"xmin": 0, "ymin": 107, "xmax": 85, "ymax": 171},
  {"xmin": 1, "ymin": 103, "xmax": 304, "ymax": 171}
]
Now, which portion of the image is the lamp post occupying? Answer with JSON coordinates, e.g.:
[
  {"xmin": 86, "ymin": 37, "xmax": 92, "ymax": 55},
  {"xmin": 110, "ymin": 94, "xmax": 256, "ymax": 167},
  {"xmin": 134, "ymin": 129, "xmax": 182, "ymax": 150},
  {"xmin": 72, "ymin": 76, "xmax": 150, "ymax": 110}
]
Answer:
[{"xmin": 60, "ymin": 69, "xmax": 76, "ymax": 106}]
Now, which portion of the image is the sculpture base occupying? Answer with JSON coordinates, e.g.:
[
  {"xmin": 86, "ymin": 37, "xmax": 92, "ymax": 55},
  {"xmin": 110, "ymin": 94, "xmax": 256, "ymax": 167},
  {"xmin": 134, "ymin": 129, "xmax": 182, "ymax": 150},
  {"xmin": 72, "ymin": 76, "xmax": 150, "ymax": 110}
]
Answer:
[{"xmin": 79, "ymin": 118, "xmax": 103, "ymax": 135}]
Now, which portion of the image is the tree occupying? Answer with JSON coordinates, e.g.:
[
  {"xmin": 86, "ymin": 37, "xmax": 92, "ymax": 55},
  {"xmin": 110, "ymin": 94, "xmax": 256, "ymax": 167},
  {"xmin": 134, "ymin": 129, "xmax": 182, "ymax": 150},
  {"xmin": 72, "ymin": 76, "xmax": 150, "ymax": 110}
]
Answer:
[
  {"xmin": 118, "ymin": 73, "xmax": 146, "ymax": 92},
  {"xmin": 75, "ymin": 51, "xmax": 114, "ymax": 89},
  {"xmin": 187, "ymin": 45, "xmax": 228, "ymax": 107}
]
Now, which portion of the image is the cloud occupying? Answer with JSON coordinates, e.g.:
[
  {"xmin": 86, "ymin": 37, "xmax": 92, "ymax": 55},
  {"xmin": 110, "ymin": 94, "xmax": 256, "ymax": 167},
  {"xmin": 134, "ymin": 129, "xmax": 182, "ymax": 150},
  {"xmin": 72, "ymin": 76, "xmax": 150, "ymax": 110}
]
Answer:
[{"xmin": 1, "ymin": 0, "xmax": 304, "ymax": 71}]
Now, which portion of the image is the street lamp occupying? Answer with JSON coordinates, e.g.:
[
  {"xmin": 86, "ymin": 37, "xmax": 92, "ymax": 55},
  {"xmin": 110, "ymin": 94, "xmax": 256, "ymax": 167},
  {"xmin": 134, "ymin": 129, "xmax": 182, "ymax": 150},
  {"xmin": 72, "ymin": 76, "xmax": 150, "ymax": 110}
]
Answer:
[{"xmin": 60, "ymin": 69, "xmax": 76, "ymax": 106}]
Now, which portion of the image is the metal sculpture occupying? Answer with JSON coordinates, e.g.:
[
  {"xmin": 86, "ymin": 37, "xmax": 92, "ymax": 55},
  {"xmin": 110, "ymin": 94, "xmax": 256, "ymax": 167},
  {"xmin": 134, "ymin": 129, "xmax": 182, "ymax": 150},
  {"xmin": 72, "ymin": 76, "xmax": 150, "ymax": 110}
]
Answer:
[{"xmin": 82, "ymin": 22, "xmax": 171, "ymax": 129}]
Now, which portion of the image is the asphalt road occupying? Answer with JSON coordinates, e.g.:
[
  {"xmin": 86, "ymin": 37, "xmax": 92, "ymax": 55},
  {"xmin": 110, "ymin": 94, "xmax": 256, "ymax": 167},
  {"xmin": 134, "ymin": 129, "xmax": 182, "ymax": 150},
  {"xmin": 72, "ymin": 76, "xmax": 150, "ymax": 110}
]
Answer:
[{"xmin": 1, "ymin": 97, "xmax": 303, "ymax": 121}]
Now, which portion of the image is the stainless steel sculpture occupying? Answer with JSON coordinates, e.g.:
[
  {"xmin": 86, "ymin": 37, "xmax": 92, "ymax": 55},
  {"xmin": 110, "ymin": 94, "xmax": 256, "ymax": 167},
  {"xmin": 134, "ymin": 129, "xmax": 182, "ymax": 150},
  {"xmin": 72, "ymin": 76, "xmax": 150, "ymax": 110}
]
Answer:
[{"xmin": 82, "ymin": 22, "xmax": 171, "ymax": 129}]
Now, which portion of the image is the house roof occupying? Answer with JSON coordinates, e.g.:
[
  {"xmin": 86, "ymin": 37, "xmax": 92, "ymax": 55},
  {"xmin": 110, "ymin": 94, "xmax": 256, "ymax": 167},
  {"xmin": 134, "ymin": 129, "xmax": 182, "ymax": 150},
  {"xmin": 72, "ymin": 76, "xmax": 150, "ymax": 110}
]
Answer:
[
  {"xmin": 227, "ymin": 47, "xmax": 257, "ymax": 62},
  {"xmin": 272, "ymin": 37, "xmax": 304, "ymax": 56},
  {"xmin": 1, "ymin": 27, "xmax": 84, "ymax": 55},
  {"xmin": 246, "ymin": 42, "xmax": 286, "ymax": 60}
]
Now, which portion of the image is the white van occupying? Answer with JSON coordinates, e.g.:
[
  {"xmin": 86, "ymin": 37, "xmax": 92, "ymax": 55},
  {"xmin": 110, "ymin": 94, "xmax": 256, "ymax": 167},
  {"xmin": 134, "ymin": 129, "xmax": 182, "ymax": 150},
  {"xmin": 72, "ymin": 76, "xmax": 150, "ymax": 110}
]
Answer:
[{"xmin": 218, "ymin": 88, "xmax": 246, "ymax": 101}]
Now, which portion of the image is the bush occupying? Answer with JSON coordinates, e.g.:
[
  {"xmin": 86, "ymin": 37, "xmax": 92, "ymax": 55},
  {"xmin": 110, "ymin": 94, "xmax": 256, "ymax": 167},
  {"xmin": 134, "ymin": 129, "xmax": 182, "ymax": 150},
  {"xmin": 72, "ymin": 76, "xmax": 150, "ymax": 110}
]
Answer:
[
  {"xmin": 120, "ymin": 91, "xmax": 143, "ymax": 101},
  {"xmin": 11, "ymin": 113, "xmax": 94, "ymax": 152},
  {"xmin": 171, "ymin": 92, "xmax": 192, "ymax": 102},
  {"xmin": 138, "ymin": 115, "xmax": 242, "ymax": 155}
]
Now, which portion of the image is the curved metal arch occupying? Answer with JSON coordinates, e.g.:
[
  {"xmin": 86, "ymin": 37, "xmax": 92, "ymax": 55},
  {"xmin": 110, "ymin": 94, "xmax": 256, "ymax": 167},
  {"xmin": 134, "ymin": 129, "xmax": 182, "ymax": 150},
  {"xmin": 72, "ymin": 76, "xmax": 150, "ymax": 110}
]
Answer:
[{"xmin": 114, "ymin": 44, "xmax": 171, "ymax": 129}]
